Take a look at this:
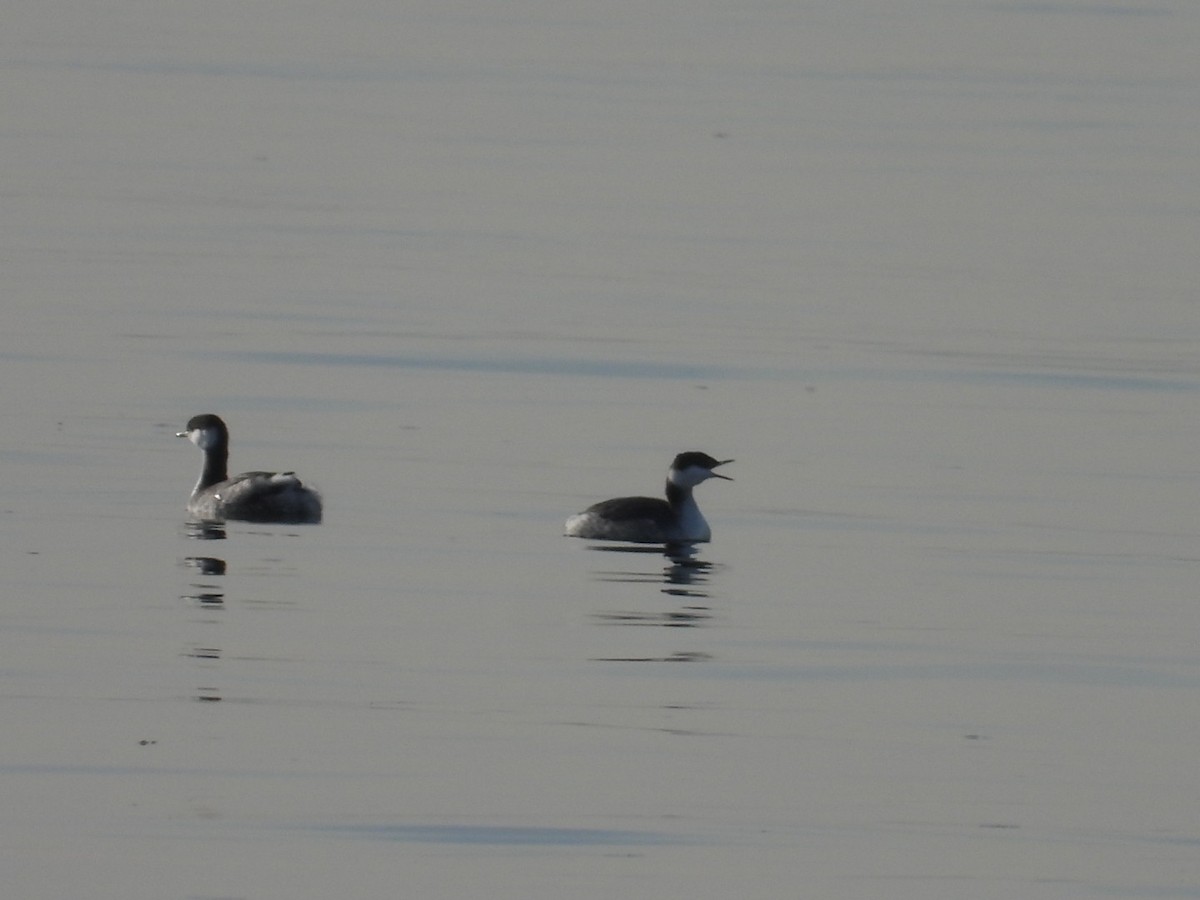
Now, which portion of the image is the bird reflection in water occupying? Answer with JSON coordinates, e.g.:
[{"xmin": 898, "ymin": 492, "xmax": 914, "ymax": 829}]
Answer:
[
  {"xmin": 184, "ymin": 556, "xmax": 226, "ymax": 577},
  {"xmin": 184, "ymin": 520, "xmax": 226, "ymax": 542},
  {"xmin": 182, "ymin": 521, "xmax": 226, "ymax": 606},
  {"xmin": 585, "ymin": 542, "xmax": 721, "ymax": 632},
  {"xmin": 181, "ymin": 521, "xmax": 226, "ymax": 611},
  {"xmin": 180, "ymin": 537, "xmax": 226, "ymax": 702}
]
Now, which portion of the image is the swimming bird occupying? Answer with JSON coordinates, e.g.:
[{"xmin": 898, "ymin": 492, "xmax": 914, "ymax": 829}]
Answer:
[
  {"xmin": 177, "ymin": 414, "xmax": 322, "ymax": 524},
  {"xmin": 564, "ymin": 452, "xmax": 732, "ymax": 544}
]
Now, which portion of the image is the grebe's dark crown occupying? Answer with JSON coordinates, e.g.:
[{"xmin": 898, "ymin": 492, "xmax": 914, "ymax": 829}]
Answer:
[
  {"xmin": 185, "ymin": 414, "xmax": 228, "ymax": 434},
  {"xmin": 670, "ymin": 452, "xmax": 733, "ymax": 479}
]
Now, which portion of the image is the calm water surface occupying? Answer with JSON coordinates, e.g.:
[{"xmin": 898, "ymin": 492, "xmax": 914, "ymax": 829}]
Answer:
[{"xmin": 2, "ymin": 1, "xmax": 1198, "ymax": 898}]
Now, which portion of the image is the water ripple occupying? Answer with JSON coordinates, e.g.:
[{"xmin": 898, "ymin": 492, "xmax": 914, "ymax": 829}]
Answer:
[
  {"xmin": 208, "ymin": 350, "xmax": 1197, "ymax": 391},
  {"xmin": 307, "ymin": 823, "xmax": 699, "ymax": 846}
]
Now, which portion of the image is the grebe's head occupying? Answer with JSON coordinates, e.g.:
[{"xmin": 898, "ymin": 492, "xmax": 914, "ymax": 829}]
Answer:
[
  {"xmin": 668, "ymin": 452, "xmax": 733, "ymax": 488},
  {"xmin": 177, "ymin": 413, "xmax": 229, "ymax": 451}
]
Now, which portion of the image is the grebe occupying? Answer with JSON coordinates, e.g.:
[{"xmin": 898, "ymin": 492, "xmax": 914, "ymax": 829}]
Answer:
[
  {"xmin": 565, "ymin": 452, "xmax": 732, "ymax": 544},
  {"xmin": 177, "ymin": 414, "xmax": 322, "ymax": 524}
]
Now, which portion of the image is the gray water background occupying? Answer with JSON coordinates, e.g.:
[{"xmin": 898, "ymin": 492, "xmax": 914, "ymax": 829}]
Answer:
[{"xmin": 2, "ymin": 2, "xmax": 1198, "ymax": 898}]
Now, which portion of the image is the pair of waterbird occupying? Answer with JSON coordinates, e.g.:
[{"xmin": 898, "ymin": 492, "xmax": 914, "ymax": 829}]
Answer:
[{"xmin": 178, "ymin": 414, "xmax": 731, "ymax": 543}]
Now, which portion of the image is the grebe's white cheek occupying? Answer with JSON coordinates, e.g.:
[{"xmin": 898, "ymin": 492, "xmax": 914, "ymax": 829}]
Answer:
[
  {"xmin": 194, "ymin": 427, "xmax": 220, "ymax": 451},
  {"xmin": 669, "ymin": 466, "xmax": 709, "ymax": 489}
]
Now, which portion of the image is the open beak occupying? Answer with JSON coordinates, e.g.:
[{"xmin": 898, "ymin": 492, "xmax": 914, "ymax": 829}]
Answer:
[{"xmin": 710, "ymin": 459, "xmax": 734, "ymax": 480}]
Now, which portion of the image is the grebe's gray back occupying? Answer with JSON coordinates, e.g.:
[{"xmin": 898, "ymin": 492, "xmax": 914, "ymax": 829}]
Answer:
[
  {"xmin": 564, "ymin": 451, "xmax": 732, "ymax": 544},
  {"xmin": 177, "ymin": 413, "xmax": 322, "ymax": 524}
]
